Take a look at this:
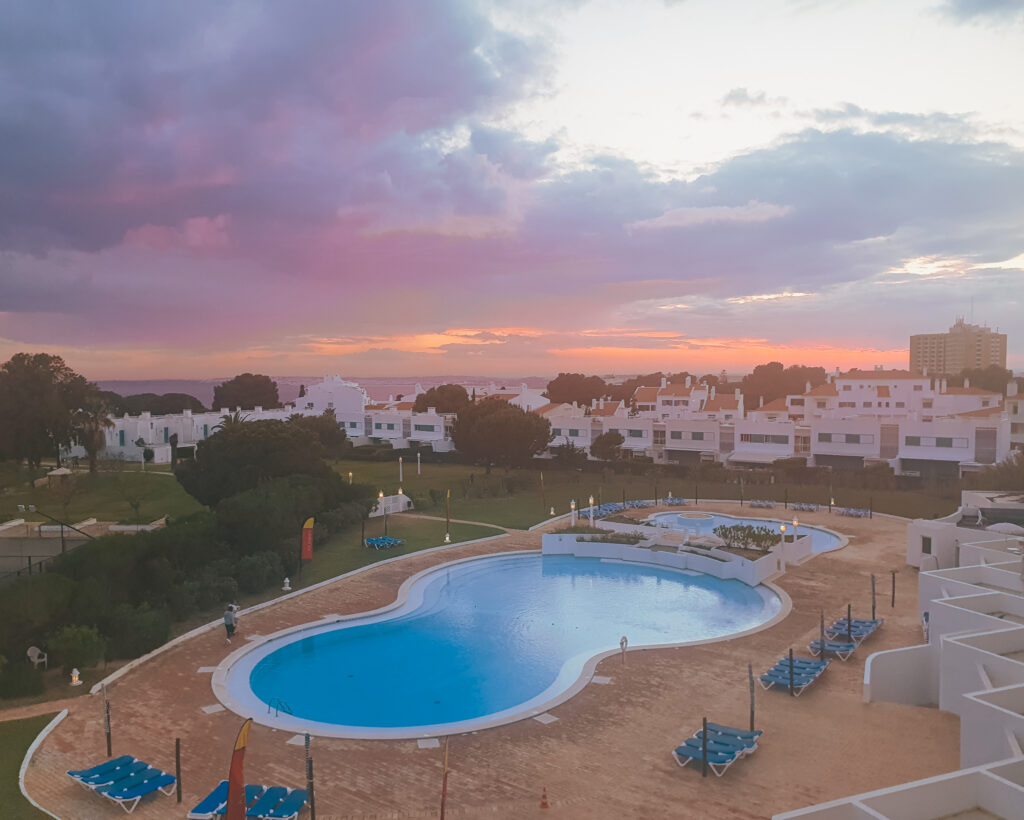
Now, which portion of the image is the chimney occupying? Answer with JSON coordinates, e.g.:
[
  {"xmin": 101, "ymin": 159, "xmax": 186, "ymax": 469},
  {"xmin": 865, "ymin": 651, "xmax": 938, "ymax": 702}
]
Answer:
[
  {"xmin": 826, "ymin": 373, "xmax": 832, "ymax": 383},
  {"xmin": 685, "ymin": 375, "xmax": 692, "ymax": 388},
  {"xmin": 710, "ymin": 385, "xmax": 716, "ymax": 399},
  {"xmin": 255, "ymin": 406, "xmax": 263, "ymax": 413},
  {"xmin": 759, "ymin": 395, "xmax": 764, "ymax": 408},
  {"xmin": 964, "ymin": 377, "xmax": 970, "ymax": 389},
  {"xmin": 734, "ymin": 388, "xmax": 741, "ymax": 399},
  {"xmin": 600, "ymin": 399, "xmax": 605, "ymax": 409},
  {"xmin": 592, "ymin": 398, "xmax": 597, "ymax": 409},
  {"xmin": 428, "ymin": 406, "xmax": 436, "ymax": 415},
  {"xmin": 941, "ymin": 378, "xmax": 947, "ymax": 393},
  {"xmin": 805, "ymin": 381, "xmax": 811, "ymax": 393},
  {"xmin": 660, "ymin": 376, "xmax": 667, "ymax": 388}
]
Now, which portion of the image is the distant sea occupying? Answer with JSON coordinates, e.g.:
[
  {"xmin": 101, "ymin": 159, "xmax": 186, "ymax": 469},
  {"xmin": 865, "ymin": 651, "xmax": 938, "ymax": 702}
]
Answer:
[{"xmin": 96, "ymin": 375, "xmax": 553, "ymax": 408}]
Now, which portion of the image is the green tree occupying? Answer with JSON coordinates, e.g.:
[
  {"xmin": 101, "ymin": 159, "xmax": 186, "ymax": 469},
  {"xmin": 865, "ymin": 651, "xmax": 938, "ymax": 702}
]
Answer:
[
  {"xmin": 591, "ymin": 431, "xmax": 625, "ymax": 462},
  {"xmin": 952, "ymin": 365, "xmax": 1013, "ymax": 394},
  {"xmin": 117, "ymin": 392, "xmax": 206, "ymax": 415},
  {"xmin": 453, "ymin": 398, "xmax": 552, "ymax": 467},
  {"xmin": 413, "ymin": 384, "xmax": 470, "ymax": 414},
  {"xmin": 71, "ymin": 387, "xmax": 114, "ymax": 473},
  {"xmin": 0, "ymin": 353, "xmax": 92, "ymax": 467},
  {"xmin": 551, "ymin": 442, "xmax": 588, "ymax": 470},
  {"xmin": 176, "ymin": 420, "xmax": 330, "ymax": 507},
  {"xmin": 288, "ymin": 410, "xmax": 348, "ymax": 459},
  {"xmin": 740, "ymin": 362, "xmax": 827, "ymax": 407},
  {"xmin": 545, "ymin": 373, "xmax": 608, "ymax": 406},
  {"xmin": 213, "ymin": 373, "xmax": 280, "ymax": 410}
]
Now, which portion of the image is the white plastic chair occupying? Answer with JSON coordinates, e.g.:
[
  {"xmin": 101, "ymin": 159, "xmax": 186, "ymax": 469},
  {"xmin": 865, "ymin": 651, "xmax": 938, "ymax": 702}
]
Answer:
[{"xmin": 27, "ymin": 646, "xmax": 48, "ymax": 669}]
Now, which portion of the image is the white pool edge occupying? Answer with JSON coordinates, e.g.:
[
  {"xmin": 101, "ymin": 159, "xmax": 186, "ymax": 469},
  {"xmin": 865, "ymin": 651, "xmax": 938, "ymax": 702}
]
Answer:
[{"xmin": 211, "ymin": 550, "xmax": 793, "ymax": 740}]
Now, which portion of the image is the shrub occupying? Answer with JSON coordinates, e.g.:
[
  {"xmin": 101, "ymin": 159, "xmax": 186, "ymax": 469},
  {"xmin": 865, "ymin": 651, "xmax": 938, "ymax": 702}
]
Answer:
[
  {"xmin": 47, "ymin": 624, "xmax": 106, "ymax": 673},
  {"xmin": 234, "ymin": 552, "xmax": 284, "ymax": 594},
  {"xmin": 0, "ymin": 662, "xmax": 45, "ymax": 699},
  {"xmin": 104, "ymin": 604, "xmax": 170, "ymax": 660}
]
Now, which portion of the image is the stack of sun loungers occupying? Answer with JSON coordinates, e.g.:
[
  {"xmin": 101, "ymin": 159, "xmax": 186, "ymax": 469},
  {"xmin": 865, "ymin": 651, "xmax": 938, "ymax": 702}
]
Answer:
[
  {"xmin": 365, "ymin": 536, "xmax": 404, "ymax": 549},
  {"xmin": 792, "ymin": 503, "xmax": 818, "ymax": 512},
  {"xmin": 839, "ymin": 507, "xmax": 870, "ymax": 518},
  {"xmin": 187, "ymin": 781, "xmax": 309, "ymax": 819},
  {"xmin": 671, "ymin": 723, "xmax": 762, "ymax": 776},
  {"xmin": 807, "ymin": 638, "xmax": 858, "ymax": 660},
  {"xmin": 662, "ymin": 497, "xmax": 688, "ymax": 506},
  {"xmin": 67, "ymin": 755, "xmax": 177, "ymax": 813},
  {"xmin": 749, "ymin": 500, "xmax": 775, "ymax": 508},
  {"xmin": 825, "ymin": 617, "xmax": 884, "ymax": 646},
  {"xmin": 759, "ymin": 656, "xmax": 830, "ymax": 695}
]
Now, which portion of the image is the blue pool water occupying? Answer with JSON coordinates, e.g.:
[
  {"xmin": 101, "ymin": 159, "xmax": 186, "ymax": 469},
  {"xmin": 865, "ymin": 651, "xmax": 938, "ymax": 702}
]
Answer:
[
  {"xmin": 231, "ymin": 553, "xmax": 782, "ymax": 736},
  {"xmin": 652, "ymin": 511, "xmax": 842, "ymax": 552}
]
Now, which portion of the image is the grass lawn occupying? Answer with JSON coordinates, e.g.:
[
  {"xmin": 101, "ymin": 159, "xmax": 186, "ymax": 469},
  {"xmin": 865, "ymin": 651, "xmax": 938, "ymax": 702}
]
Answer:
[
  {"xmin": 0, "ymin": 462, "xmax": 46, "ymax": 492},
  {"xmin": 168, "ymin": 514, "xmax": 506, "ymax": 639},
  {"xmin": 0, "ymin": 713, "xmax": 55, "ymax": 820},
  {"xmin": 0, "ymin": 470, "xmax": 203, "ymax": 526},
  {"xmin": 331, "ymin": 460, "xmax": 959, "ymax": 528}
]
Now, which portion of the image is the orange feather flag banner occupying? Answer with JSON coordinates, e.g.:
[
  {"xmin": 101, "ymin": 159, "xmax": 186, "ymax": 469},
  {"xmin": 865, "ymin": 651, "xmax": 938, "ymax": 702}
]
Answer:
[
  {"xmin": 301, "ymin": 517, "xmax": 315, "ymax": 560},
  {"xmin": 225, "ymin": 718, "xmax": 253, "ymax": 820}
]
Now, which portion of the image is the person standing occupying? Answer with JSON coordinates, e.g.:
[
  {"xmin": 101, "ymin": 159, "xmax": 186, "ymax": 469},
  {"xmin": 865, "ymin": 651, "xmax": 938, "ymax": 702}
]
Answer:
[{"xmin": 223, "ymin": 604, "xmax": 237, "ymax": 644}]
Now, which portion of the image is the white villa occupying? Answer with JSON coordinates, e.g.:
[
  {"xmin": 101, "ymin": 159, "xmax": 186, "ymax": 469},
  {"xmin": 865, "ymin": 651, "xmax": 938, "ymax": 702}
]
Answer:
[{"xmin": 777, "ymin": 490, "xmax": 1024, "ymax": 818}]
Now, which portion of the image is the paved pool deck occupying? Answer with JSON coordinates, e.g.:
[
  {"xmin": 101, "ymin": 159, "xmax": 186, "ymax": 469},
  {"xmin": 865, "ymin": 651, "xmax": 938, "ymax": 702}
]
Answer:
[{"xmin": 19, "ymin": 503, "xmax": 959, "ymax": 819}]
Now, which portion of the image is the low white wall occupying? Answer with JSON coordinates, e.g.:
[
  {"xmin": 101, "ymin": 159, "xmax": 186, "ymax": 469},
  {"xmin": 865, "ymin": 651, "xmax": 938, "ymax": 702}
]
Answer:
[
  {"xmin": 369, "ymin": 493, "xmax": 413, "ymax": 518},
  {"xmin": 940, "ymin": 628, "xmax": 1024, "ymax": 716},
  {"xmin": 960, "ymin": 684, "xmax": 1024, "ymax": 768},
  {"xmin": 864, "ymin": 643, "xmax": 936, "ymax": 706},
  {"xmin": 541, "ymin": 533, "xmax": 782, "ymax": 585}
]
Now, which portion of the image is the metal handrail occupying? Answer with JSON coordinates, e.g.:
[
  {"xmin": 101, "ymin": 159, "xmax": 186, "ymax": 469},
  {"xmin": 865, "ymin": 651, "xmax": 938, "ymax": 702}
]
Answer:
[{"xmin": 267, "ymin": 697, "xmax": 293, "ymax": 717}]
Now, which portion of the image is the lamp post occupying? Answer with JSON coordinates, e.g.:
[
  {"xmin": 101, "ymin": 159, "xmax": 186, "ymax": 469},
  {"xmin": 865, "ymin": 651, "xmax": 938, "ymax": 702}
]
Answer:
[
  {"xmin": 780, "ymin": 523, "xmax": 787, "ymax": 543},
  {"xmin": 348, "ymin": 471, "xmax": 353, "ymax": 485},
  {"xmin": 570, "ymin": 499, "xmax": 577, "ymax": 527},
  {"xmin": 399, "ymin": 456, "xmax": 403, "ymax": 483},
  {"xmin": 792, "ymin": 518, "xmax": 799, "ymax": 541},
  {"xmin": 417, "ymin": 451, "xmax": 421, "ymax": 475},
  {"xmin": 588, "ymin": 495, "xmax": 595, "ymax": 527}
]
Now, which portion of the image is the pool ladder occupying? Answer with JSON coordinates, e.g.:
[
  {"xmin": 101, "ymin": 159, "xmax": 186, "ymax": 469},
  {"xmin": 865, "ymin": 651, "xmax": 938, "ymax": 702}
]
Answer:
[{"xmin": 267, "ymin": 697, "xmax": 293, "ymax": 717}]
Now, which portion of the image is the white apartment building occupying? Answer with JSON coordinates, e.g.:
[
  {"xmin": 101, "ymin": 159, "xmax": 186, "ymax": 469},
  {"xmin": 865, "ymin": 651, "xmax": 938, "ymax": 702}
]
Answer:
[{"xmin": 777, "ymin": 491, "xmax": 1024, "ymax": 819}]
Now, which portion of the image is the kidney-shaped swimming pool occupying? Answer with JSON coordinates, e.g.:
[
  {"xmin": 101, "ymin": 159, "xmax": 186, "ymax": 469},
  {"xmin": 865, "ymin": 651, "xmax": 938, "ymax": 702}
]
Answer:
[{"xmin": 218, "ymin": 552, "xmax": 785, "ymax": 738}]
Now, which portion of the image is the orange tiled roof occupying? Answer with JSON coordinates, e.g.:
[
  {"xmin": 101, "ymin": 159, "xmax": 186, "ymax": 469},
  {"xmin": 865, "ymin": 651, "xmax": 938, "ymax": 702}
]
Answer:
[
  {"xmin": 658, "ymin": 383, "xmax": 693, "ymax": 397},
  {"xmin": 703, "ymin": 396, "xmax": 739, "ymax": 412},
  {"xmin": 393, "ymin": 401, "xmax": 416, "ymax": 411},
  {"xmin": 632, "ymin": 386, "xmax": 660, "ymax": 403},
  {"xmin": 756, "ymin": 398, "xmax": 789, "ymax": 412},
  {"xmin": 804, "ymin": 383, "xmax": 838, "ymax": 397},
  {"xmin": 533, "ymin": 403, "xmax": 563, "ymax": 416},
  {"xmin": 951, "ymin": 405, "xmax": 1004, "ymax": 418},
  {"xmin": 590, "ymin": 403, "xmax": 625, "ymax": 416}
]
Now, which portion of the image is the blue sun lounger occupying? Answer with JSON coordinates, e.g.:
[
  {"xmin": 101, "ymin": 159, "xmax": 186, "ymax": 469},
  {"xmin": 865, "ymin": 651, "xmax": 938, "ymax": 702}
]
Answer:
[
  {"xmin": 187, "ymin": 780, "xmax": 229, "ymax": 819},
  {"xmin": 826, "ymin": 618, "xmax": 883, "ymax": 644},
  {"xmin": 71, "ymin": 760, "xmax": 176, "ymax": 813},
  {"xmin": 67, "ymin": 755, "xmax": 134, "ymax": 782},
  {"xmin": 68, "ymin": 757, "xmax": 146, "ymax": 788},
  {"xmin": 99, "ymin": 771, "xmax": 177, "ymax": 813},
  {"xmin": 760, "ymin": 658, "xmax": 830, "ymax": 695},
  {"xmin": 809, "ymin": 639, "xmax": 857, "ymax": 660},
  {"xmin": 671, "ymin": 744, "xmax": 743, "ymax": 776},
  {"xmin": 689, "ymin": 731, "xmax": 757, "ymax": 755},
  {"xmin": 705, "ymin": 722, "xmax": 762, "ymax": 741},
  {"xmin": 264, "ymin": 789, "xmax": 309, "ymax": 819}
]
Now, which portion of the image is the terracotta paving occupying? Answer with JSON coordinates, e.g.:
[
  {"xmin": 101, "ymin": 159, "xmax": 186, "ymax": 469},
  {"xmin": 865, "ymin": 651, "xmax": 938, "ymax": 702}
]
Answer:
[{"xmin": 21, "ymin": 504, "xmax": 959, "ymax": 820}]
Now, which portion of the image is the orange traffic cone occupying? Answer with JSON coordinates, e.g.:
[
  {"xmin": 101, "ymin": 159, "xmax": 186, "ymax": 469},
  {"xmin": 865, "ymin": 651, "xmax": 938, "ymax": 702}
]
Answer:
[{"xmin": 540, "ymin": 787, "xmax": 550, "ymax": 809}]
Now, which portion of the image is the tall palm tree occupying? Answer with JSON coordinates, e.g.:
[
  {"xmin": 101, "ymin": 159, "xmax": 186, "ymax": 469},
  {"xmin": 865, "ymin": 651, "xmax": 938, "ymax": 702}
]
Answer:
[{"xmin": 71, "ymin": 391, "xmax": 114, "ymax": 473}]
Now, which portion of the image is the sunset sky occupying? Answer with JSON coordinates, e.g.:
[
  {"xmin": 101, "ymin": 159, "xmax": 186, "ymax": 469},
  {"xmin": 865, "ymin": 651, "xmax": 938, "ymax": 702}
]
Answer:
[{"xmin": 2, "ymin": 0, "xmax": 1023, "ymax": 379}]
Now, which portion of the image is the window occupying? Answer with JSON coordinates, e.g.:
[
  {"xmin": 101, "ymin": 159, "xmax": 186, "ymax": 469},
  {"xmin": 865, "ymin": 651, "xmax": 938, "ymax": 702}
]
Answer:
[
  {"xmin": 628, "ymin": 429, "xmax": 644, "ymax": 438},
  {"xmin": 896, "ymin": 402, "xmax": 905, "ymax": 408},
  {"xmin": 306, "ymin": 402, "xmax": 314, "ymax": 410},
  {"xmin": 414, "ymin": 424, "xmax": 435, "ymax": 432},
  {"xmin": 905, "ymin": 436, "xmax": 921, "ymax": 446},
  {"xmin": 936, "ymin": 437, "xmax": 953, "ymax": 448},
  {"xmin": 386, "ymin": 423, "xmax": 395, "ymax": 431},
  {"xmin": 670, "ymin": 430, "xmax": 682, "ymax": 440},
  {"xmin": 202, "ymin": 424, "xmax": 208, "ymax": 439},
  {"xmin": 846, "ymin": 434, "xmax": 861, "ymax": 444},
  {"xmin": 862, "ymin": 402, "xmax": 871, "ymax": 408},
  {"xmin": 119, "ymin": 430, "xmax": 125, "ymax": 446},
  {"xmin": 609, "ymin": 428, "xmax": 619, "ymax": 435},
  {"xmin": 653, "ymin": 430, "xmax": 665, "ymax": 445},
  {"xmin": 327, "ymin": 402, "xmax": 334, "ymax": 409},
  {"xmin": 790, "ymin": 398, "xmax": 804, "ymax": 406},
  {"xmin": 842, "ymin": 385, "xmax": 852, "ymax": 391},
  {"xmin": 348, "ymin": 422, "xmax": 358, "ymax": 429},
  {"xmin": 692, "ymin": 431, "xmax": 704, "ymax": 441},
  {"xmin": 817, "ymin": 401, "xmax": 827, "ymax": 409},
  {"xmin": 568, "ymin": 428, "xmax": 580, "ymax": 437},
  {"xmin": 551, "ymin": 428, "xmax": 562, "ymax": 436},
  {"xmin": 913, "ymin": 385, "xmax": 923, "ymax": 391},
  {"xmin": 739, "ymin": 433, "xmax": 789, "ymax": 444},
  {"xmin": 921, "ymin": 536, "xmax": 932, "ymax": 555},
  {"xmin": 839, "ymin": 401, "xmax": 855, "ymax": 408},
  {"xmin": 375, "ymin": 423, "xmax": 382, "ymax": 430},
  {"xmin": 922, "ymin": 399, "xmax": 933, "ymax": 409},
  {"xmin": 818, "ymin": 432, "xmax": 832, "ymax": 442},
  {"xmin": 163, "ymin": 427, "xmax": 169, "ymax": 443}
]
